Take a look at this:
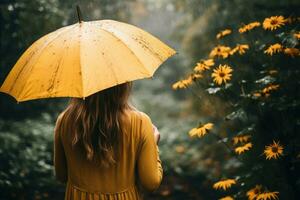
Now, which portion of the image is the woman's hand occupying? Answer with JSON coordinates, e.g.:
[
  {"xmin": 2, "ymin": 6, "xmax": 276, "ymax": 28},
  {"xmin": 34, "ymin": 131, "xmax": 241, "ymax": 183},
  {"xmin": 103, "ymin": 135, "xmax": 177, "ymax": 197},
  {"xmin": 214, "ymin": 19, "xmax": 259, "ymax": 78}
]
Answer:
[{"xmin": 152, "ymin": 124, "xmax": 160, "ymax": 144}]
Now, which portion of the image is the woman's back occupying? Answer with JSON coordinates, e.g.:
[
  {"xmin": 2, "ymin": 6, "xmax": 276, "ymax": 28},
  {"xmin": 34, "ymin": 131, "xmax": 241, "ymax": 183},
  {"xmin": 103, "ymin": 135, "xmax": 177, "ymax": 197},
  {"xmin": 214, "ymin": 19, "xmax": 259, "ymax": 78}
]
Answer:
[{"xmin": 54, "ymin": 109, "xmax": 162, "ymax": 200}]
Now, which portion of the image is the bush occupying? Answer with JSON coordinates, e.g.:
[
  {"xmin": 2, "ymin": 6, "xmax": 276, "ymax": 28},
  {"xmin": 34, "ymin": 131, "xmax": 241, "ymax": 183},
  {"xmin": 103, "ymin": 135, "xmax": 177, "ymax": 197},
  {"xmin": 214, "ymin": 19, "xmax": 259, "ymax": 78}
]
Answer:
[
  {"xmin": 172, "ymin": 16, "xmax": 300, "ymax": 199},
  {"xmin": 0, "ymin": 113, "xmax": 64, "ymax": 200}
]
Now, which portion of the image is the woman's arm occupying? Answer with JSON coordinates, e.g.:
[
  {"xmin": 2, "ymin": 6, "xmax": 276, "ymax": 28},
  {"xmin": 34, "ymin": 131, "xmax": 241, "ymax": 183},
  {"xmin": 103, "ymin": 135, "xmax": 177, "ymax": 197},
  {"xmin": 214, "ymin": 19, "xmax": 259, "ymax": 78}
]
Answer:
[
  {"xmin": 53, "ymin": 113, "xmax": 68, "ymax": 183},
  {"xmin": 137, "ymin": 114, "xmax": 163, "ymax": 192}
]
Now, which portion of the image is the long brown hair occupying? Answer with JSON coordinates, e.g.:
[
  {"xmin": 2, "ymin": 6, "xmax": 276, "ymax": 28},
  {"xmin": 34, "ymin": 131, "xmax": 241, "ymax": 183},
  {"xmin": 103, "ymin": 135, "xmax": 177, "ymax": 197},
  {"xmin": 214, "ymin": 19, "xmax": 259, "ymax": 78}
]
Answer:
[{"xmin": 59, "ymin": 82, "xmax": 133, "ymax": 166}]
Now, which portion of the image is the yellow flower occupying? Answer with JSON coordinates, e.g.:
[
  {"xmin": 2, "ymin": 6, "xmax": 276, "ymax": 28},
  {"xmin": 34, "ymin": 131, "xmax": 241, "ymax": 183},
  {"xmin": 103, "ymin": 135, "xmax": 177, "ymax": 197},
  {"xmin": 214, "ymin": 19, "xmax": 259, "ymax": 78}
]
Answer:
[
  {"xmin": 264, "ymin": 141, "xmax": 284, "ymax": 160},
  {"xmin": 187, "ymin": 73, "xmax": 203, "ymax": 82},
  {"xmin": 284, "ymin": 48, "xmax": 300, "ymax": 57},
  {"xmin": 262, "ymin": 84, "xmax": 280, "ymax": 95},
  {"xmin": 194, "ymin": 59, "xmax": 215, "ymax": 72},
  {"xmin": 230, "ymin": 44, "xmax": 249, "ymax": 55},
  {"xmin": 263, "ymin": 16, "xmax": 286, "ymax": 31},
  {"xmin": 235, "ymin": 142, "xmax": 252, "ymax": 155},
  {"xmin": 247, "ymin": 185, "xmax": 263, "ymax": 200},
  {"xmin": 175, "ymin": 145, "xmax": 185, "ymax": 154},
  {"xmin": 256, "ymin": 191, "xmax": 279, "ymax": 200},
  {"xmin": 211, "ymin": 64, "xmax": 233, "ymax": 85},
  {"xmin": 219, "ymin": 196, "xmax": 234, "ymax": 200},
  {"xmin": 203, "ymin": 59, "xmax": 215, "ymax": 66},
  {"xmin": 232, "ymin": 135, "xmax": 251, "ymax": 145},
  {"xmin": 264, "ymin": 43, "xmax": 283, "ymax": 56},
  {"xmin": 209, "ymin": 45, "xmax": 231, "ymax": 59},
  {"xmin": 257, "ymin": 84, "xmax": 279, "ymax": 97},
  {"xmin": 216, "ymin": 29, "xmax": 232, "ymax": 39},
  {"xmin": 172, "ymin": 80, "xmax": 187, "ymax": 90},
  {"xmin": 189, "ymin": 123, "xmax": 214, "ymax": 138},
  {"xmin": 172, "ymin": 73, "xmax": 203, "ymax": 90},
  {"xmin": 213, "ymin": 179, "xmax": 236, "ymax": 191},
  {"xmin": 294, "ymin": 32, "xmax": 300, "ymax": 40},
  {"xmin": 239, "ymin": 22, "xmax": 261, "ymax": 33},
  {"xmin": 172, "ymin": 79, "xmax": 192, "ymax": 90}
]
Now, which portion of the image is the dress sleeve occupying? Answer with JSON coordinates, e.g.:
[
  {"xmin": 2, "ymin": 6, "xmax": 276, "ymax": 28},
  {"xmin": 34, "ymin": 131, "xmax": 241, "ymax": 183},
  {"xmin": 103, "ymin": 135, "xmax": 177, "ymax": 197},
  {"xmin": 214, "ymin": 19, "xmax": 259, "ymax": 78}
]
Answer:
[
  {"xmin": 54, "ymin": 113, "xmax": 68, "ymax": 183},
  {"xmin": 137, "ymin": 113, "xmax": 163, "ymax": 192}
]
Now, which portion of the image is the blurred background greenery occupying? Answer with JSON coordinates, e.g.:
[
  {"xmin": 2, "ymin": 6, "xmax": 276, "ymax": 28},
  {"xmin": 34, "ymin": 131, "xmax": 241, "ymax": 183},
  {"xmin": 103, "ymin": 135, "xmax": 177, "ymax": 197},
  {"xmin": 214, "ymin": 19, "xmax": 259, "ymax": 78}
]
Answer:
[{"xmin": 0, "ymin": 0, "xmax": 299, "ymax": 199}]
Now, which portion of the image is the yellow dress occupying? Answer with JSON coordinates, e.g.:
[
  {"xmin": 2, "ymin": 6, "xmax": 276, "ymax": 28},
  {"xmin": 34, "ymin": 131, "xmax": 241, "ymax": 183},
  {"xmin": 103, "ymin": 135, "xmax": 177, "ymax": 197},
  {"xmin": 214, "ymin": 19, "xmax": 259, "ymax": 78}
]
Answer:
[{"xmin": 54, "ymin": 110, "xmax": 162, "ymax": 200}]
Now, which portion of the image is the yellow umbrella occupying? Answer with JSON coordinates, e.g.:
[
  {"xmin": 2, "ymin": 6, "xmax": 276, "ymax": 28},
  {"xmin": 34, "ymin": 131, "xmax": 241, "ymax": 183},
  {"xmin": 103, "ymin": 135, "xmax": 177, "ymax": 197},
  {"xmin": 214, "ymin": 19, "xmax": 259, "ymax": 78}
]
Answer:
[{"xmin": 0, "ymin": 9, "xmax": 176, "ymax": 102}]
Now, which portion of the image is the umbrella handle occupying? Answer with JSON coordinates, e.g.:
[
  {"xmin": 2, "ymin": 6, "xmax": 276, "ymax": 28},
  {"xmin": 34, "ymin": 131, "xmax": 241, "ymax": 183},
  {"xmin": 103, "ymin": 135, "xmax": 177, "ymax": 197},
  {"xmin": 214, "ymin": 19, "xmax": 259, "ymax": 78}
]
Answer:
[{"xmin": 76, "ymin": 5, "xmax": 82, "ymax": 23}]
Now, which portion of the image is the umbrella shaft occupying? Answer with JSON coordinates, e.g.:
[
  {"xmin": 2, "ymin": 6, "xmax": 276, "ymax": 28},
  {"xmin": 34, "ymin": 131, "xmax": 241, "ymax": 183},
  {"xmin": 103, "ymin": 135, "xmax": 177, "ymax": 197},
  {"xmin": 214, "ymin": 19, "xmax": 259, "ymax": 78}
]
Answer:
[{"xmin": 76, "ymin": 5, "xmax": 82, "ymax": 23}]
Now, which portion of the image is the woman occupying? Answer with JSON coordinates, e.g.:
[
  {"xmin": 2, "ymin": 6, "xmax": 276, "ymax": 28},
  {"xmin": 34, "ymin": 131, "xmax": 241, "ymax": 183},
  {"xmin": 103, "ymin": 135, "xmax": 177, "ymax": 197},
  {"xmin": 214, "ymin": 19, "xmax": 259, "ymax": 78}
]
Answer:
[{"xmin": 54, "ymin": 82, "xmax": 162, "ymax": 200}]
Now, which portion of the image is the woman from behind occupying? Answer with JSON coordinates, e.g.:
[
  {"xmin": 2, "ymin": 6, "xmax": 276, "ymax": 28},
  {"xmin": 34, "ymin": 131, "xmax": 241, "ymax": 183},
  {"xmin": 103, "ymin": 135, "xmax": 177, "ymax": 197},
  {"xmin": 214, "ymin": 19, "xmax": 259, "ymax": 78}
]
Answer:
[{"xmin": 54, "ymin": 82, "xmax": 162, "ymax": 200}]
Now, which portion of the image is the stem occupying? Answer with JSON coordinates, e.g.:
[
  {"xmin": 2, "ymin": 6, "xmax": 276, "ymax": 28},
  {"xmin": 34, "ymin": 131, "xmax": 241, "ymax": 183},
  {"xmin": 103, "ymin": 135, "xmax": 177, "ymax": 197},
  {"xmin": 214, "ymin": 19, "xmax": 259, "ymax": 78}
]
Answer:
[
  {"xmin": 187, "ymin": 87, "xmax": 202, "ymax": 100},
  {"xmin": 240, "ymin": 81, "xmax": 246, "ymax": 97},
  {"xmin": 211, "ymin": 132, "xmax": 243, "ymax": 162},
  {"xmin": 222, "ymin": 88, "xmax": 235, "ymax": 106}
]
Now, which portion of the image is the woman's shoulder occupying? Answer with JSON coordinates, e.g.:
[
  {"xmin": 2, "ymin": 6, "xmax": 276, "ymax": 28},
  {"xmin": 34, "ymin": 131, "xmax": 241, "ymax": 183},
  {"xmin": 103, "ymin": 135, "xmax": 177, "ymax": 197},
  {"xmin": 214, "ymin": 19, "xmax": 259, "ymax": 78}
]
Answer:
[
  {"xmin": 127, "ymin": 110, "xmax": 153, "ymax": 136},
  {"xmin": 128, "ymin": 109, "xmax": 152, "ymax": 122}
]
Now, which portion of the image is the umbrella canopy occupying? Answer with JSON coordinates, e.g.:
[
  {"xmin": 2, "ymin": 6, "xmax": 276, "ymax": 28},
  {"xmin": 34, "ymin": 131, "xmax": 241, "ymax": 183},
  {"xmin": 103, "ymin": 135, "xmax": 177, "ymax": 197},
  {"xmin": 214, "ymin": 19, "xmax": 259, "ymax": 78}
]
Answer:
[{"xmin": 0, "ymin": 19, "xmax": 176, "ymax": 102}]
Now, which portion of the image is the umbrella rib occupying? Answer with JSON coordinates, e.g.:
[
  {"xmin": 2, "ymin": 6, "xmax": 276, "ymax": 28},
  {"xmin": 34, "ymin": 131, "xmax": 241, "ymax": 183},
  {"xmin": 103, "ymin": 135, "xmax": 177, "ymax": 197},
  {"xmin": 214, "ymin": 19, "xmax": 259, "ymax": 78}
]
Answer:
[
  {"xmin": 99, "ymin": 27, "xmax": 152, "ymax": 77},
  {"xmin": 15, "ymin": 25, "xmax": 76, "ymax": 100},
  {"xmin": 79, "ymin": 23, "xmax": 92, "ymax": 97},
  {"xmin": 47, "ymin": 25, "xmax": 78, "ymax": 98}
]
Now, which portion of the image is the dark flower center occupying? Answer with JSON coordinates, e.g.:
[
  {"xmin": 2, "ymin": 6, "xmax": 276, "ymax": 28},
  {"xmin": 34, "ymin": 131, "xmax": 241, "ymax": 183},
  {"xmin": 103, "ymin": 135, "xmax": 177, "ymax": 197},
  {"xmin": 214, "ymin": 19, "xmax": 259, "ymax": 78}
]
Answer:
[
  {"xmin": 219, "ymin": 72, "xmax": 225, "ymax": 77},
  {"xmin": 270, "ymin": 19, "xmax": 278, "ymax": 25},
  {"xmin": 271, "ymin": 146, "xmax": 278, "ymax": 152}
]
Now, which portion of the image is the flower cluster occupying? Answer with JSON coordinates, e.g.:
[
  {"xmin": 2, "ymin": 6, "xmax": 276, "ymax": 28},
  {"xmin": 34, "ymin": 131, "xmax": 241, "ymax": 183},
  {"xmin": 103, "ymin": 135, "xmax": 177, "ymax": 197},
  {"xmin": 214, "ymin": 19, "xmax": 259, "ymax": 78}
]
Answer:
[
  {"xmin": 253, "ymin": 84, "xmax": 280, "ymax": 98},
  {"xmin": 232, "ymin": 135, "xmax": 253, "ymax": 154},
  {"xmin": 264, "ymin": 43, "xmax": 300, "ymax": 57},
  {"xmin": 172, "ymin": 15, "xmax": 297, "ymax": 199},
  {"xmin": 247, "ymin": 185, "xmax": 279, "ymax": 200}
]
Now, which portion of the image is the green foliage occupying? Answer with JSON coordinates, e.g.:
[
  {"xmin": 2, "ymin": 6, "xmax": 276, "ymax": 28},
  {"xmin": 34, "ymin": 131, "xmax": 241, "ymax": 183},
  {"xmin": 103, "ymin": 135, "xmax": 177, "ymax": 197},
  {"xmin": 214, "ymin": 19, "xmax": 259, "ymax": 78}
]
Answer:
[
  {"xmin": 173, "ymin": 14, "xmax": 300, "ymax": 199},
  {"xmin": 0, "ymin": 113, "xmax": 64, "ymax": 200}
]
